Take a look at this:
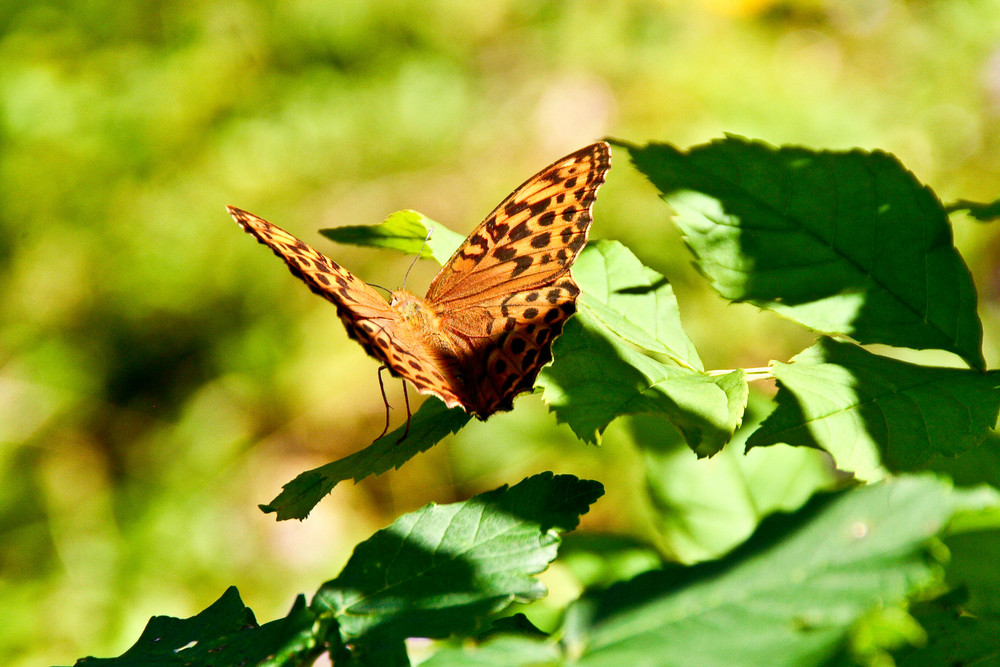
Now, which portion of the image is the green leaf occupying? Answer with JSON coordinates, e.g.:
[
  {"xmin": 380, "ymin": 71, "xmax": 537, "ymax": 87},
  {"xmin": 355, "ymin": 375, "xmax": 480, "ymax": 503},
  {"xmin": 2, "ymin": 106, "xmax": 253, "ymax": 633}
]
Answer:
[
  {"xmin": 75, "ymin": 588, "xmax": 322, "ymax": 667},
  {"xmin": 539, "ymin": 240, "xmax": 743, "ymax": 452},
  {"xmin": 746, "ymin": 339, "xmax": 1000, "ymax": 480},
  {"xmin": 572, "ymin": 240, "xmax": 703, "ymax": 370},
  {"xmin": 260, "ymin": 398, "xmax": 471, "ymax": 520},
  {"xmin": 847, "ymin": 605, "xmax": 928, "ymax": 665},
  {"xmin": 483, "ymin": 612, "xmax": 549, "ymax": 638},
  {"xmin": 341, "ymin": 639, "xmax": 410, "ymax": 666},
  {"xmin": 925, "ymin": 431, "xmax": 1000, "ymax": 488},
  {"xmin": 568, "ymin": 477, "xmax": 1000, "ymax": 667},
  {"xmin": 557, "ymin": 533, "xmax": 663, "ymax": 591},
  {"xmin": 320, "ymin": 209, "xmax": 465, "ymax": 264},
  {"xmin": 893, "ymin": 596, "xmax": 1000, "ymax": 666},
  {"xmin": 539, "ymin": 310, "xmax": 746, "ymax": 454},
  {"xmin": 312, "ymin": 473, "xmax": 603, "ymax": 644},
  {"xmin": 420, "ymin": 635, "xmax": 561, "ymax": 666},
  {"xmin": 945, "ymin": 197, "xmax": 1000, "ymax": 222},
  {"xmin": 630, "ymin": 396, "xmax": 840, "ymax": 563},
  {"xmin": 622, "ymin": 137, "xmax": 985, "ymax": 370},
  {"xmin": 943, "ymin": 529, "xmax": 1000, "ymax": 616}
]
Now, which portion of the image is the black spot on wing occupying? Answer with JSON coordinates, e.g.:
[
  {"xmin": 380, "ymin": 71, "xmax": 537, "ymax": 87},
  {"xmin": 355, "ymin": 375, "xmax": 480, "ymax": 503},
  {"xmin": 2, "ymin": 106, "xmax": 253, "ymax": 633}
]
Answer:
[
  {"xmin": 530, "ymin": 232, "xmax": 551, "ymax": 249},
  {"xmin": 508, "ymin": 221, "xmax": 531, "ymax": 242},
  {"xmin": 567, "ymin": 235, "xmax": 586, "ymax": 253},
  {"xmin": 485, "ymin": 218, "xmax": 508, "ymax": 243},
  {"xmin": 461, "ymin": 233, "xmax": 490, "ymax": 259},
  {"xmin": 510, "ymin": 255, "xmax": 533, "ymax": 277},
  {"xmin": 528, "ymin": 196, "xmax": 552, "ymax": 215},
  {"xmin": 504, "ymin": 200, "xmax": 528, "ymax": 218},
  {"xmin": 493, "ymin": 246, "xmax": 517, "ymax": 262}
]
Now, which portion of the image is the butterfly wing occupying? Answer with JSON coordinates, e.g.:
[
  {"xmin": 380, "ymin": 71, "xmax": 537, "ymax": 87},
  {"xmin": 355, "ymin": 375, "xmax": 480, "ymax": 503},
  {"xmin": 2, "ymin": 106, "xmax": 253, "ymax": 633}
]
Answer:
[
  {"xmin": 227, "ymin": 206, "xmax": 465, "ymax": 409},
  {"xmin": 423, "ymin": 142, "xmax": 611, "ymax": 417}
]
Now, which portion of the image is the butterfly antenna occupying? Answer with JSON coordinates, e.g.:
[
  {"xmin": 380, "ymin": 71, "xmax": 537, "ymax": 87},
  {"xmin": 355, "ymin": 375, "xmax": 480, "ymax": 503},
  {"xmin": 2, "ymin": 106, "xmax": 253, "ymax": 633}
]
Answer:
[
  {"xmin": 367, "ymin": 283, "xmax": 393, "ymax": 297},
  {"xmin": 401, "ymin": 227, "xmax": 434, "ymax": 292},
  {"xmin": 375, "ymin": 366, "xmax": 392, "ymax": 441}
]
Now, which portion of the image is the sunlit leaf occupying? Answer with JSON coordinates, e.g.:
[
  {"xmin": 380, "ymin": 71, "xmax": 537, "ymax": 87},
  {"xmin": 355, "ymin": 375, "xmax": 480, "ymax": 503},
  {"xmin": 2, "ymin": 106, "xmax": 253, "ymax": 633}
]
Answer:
[
  {"xmin": 260, "ymin": 398, "xmax": 471, "ymax": 520},
  {"xmin": 623, "ymin": 137, "xmax": 985, "ymax": 370},
  {"xmin": 312, "ymin": 473, "xmax": 603, "ymax": 644},
  {"xmin": 746, "ymin": 339, "xmax": 1000, "ymax": 479},
  {"xmin": 573, "ymin": 240, "xmax": 703, "ymax": 370},
  {"xmin": 630, "ymin": 398, "xmax": 839, "ymax": 563},
  {"xmin": 540, "ymin": 311, "xmax": 745, "ymax": 454},
  {"xmin": 321, "ymin": 209, "xmax": 467, "ymax": 264},
  {"xmin": 569, "ymin": 477, "xmax": 1000, "ymax": 667}
]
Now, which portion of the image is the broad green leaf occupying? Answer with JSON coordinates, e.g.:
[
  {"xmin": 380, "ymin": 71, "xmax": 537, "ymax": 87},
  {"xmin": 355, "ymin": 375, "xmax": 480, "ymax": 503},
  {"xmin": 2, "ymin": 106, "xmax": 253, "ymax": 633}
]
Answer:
[
  {"xmin": 630, "ymin": 396, "xmax": 840, "ymax": 563},
  {"xmin": 945, "ymin": 197, "xmax": 1000, "ymax": 222},
  {"xmin": 539, "ymin": 311, "xmax": 746, "ymax": 454},
  {"xmin": 75, "ymin": 588, "xmax": 322, "ymax": 667},
  {"xmin": 623, "ymin": 137, "xmax": 985, "ymax": 370},
  {"xmin": 573, "ymin": 240, "xmax": 703, "ymax": 370},
  {"xmin": 746, "ymin": 339, "xmax": 1000, "ymax": 480},
  {"xmin": 260, "ymin": 398, "xmax": 471, "ymax": 520},
  {"xmin": 320, "ymin": 209, "xmax": 465, "ymax": 264},
  {"xmin": 569, "ymin": 477, "xmax": 1000, "ymax": 667},
  {"xmin": 312, "ymin": 473, "xmax": 603, "ymax": 644}
]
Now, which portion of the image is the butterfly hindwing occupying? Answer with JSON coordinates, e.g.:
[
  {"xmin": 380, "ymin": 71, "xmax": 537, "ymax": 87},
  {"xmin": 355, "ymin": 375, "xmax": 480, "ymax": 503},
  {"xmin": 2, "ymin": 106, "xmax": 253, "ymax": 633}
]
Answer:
[
  {"xmin": 462, "ymin": 276, "xmax": 581, "ymax": 416},
  {"xmin": 425, "ymin": 142, "xmax": 610, "ymax": 306}
]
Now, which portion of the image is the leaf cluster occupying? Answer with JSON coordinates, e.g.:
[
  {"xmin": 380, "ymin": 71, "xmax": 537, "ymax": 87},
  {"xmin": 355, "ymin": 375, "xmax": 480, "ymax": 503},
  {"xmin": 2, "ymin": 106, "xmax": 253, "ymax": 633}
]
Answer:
[{"xmin": 73, "ymin": 137, "xmax": 1000, "ymax": 666}]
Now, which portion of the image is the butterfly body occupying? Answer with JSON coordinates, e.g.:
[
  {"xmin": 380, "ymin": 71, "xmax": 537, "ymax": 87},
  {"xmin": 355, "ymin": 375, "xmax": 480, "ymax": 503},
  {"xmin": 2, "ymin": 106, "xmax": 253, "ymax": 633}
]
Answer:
[{"xmin": 229, "ymin": 142, "xmax": 610, "ymax": 419}]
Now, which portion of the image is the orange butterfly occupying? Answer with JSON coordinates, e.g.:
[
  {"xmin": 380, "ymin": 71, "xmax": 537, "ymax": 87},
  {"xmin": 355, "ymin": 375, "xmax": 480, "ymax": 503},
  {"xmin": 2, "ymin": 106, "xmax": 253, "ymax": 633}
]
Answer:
[{"xmin": 229, "ymin": 142, "xmax": 610, "ymax": 421}]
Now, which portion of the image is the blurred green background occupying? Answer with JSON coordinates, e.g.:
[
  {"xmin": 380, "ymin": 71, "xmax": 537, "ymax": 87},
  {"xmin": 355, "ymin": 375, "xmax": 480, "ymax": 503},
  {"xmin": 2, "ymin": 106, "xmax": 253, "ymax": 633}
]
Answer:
[{"xmin": 3, "ymin": 0, "xmax": 1000, "ymax": 664}]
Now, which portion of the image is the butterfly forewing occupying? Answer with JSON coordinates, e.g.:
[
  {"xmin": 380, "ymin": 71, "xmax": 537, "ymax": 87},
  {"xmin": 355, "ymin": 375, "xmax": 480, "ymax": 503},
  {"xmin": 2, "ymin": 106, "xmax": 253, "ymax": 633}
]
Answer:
[
  {"xmin": 425, "ymin": 142, "xmax": 610, "ymax": 306},
  {"xmin": 425, "ymin": 142, "xmax": 610, "ymax": 416},
  {"xmin": 228, "ymin": 207, "xmax": 390, "ymax": 316},
  {"xmin": 227, "ymin": 206, "xmax": 466, "ymax": 409}
]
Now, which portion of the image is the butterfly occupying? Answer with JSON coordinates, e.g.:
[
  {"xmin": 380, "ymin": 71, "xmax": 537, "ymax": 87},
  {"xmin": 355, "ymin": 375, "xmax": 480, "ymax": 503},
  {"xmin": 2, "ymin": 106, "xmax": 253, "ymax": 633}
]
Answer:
[{"xmin": 228, "ymin": 142, "xmax": 610, "ymax": 421}]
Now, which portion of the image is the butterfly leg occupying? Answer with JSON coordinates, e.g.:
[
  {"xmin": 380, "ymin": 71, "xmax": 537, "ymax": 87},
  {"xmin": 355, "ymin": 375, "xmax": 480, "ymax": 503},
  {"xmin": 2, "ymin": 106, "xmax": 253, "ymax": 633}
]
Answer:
[
  {"xmin": 397, "ymin": 382, "xmax": 412, "ymax": 443},
  {"xmin": 375, "ymin": 365, "xmax": 392, "ymax": 441}
]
